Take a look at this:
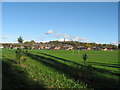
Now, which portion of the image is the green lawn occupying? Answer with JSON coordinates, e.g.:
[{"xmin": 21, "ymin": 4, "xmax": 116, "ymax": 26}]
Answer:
[
  {"xmin": 29, "ymin": 49, "xmax": 119, "ymax": 71},
  {"xmin": 2, "ymin": 49, "xmax": 120, "ymax": 89}
]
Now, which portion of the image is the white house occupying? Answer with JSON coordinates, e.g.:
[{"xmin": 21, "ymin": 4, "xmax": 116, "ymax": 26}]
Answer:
[{"xmin": 0, "ymin": 45, "xmax": 3, "ymax": 49}]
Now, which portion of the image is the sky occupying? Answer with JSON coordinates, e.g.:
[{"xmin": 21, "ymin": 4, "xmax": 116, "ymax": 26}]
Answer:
[{"xmin": 2, "ymin": 2, "xmax": 118, "ymax": 44}]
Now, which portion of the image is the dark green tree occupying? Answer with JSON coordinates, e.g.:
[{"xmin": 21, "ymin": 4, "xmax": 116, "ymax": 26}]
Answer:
[
  {"xmin": 82, "ymin": 53, "xmax": 88, "ymax": 66},
  {"xmin": 16, "ymin": 36, "xmax": 24, "ymax": 64},
  {"xmin": 24, "ymin": 41, "xmax": 30, "ymax": 44},
  {"xmin": 118, "ymin": 44, "xmax": 120, "ymax": 49},
  {"xmin": 16, "ymin": 48, "xmax": 23, "ymax": 64},
  {"xmin": 82, "ymin": 53, "xmax": 88, "ymax": 61},
  {"xmin": 30, "ymin": 40, "xmax": 36, "ymax": 44},
  {"xmin": 17, "ymin": 36, "xmax": 24, "ymax": 43}
]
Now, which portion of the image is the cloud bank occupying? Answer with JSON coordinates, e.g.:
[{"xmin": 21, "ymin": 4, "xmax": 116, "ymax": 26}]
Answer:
[
  {"xmin": 111, "ymin": 41, "xmax": 120, "ymax": 45},
  {"xmin": 45, "ymin": 30, "xmax": 90, "ymax": 42},
  {"xmin": 2, "ymin": 35, "xmax": 10, "ymax": 39}
]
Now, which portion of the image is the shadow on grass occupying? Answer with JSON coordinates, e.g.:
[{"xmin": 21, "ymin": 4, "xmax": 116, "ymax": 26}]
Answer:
[
  {"xmin": 39, "ymin": 53, "xmax": 82, "ymax": 66},
  {"xmin": 40, "ymin": 53, "xmax": 120, "ymax": 76},
  {"xmin": 2, "ymin": 57, "xmax": 46, "ymax": 89},
  {"xmin": 88, "ymin": 62, "xmax": 120, "ymax": 68},
  {"xmin": 26, "ymin": 52, "xmax": 120, "ymax": 88}
]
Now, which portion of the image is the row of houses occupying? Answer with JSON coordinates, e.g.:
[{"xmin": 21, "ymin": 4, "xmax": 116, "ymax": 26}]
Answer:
[{"xmin": 0, "ymin": 43, "xmax": 113, "ymax": 51}]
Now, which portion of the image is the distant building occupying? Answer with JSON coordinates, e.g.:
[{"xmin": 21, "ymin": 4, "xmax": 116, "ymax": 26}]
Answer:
[
  {"xmin": 102, "ymin": 48, "xmax": 112, "ymax": 51},
  {"xmin": 13, "ymin": 47, "xmax": 18, "ymax": 49},
  {"xmin": 39, "ymin": 46, "xmax": 45, "ymax": 49},
  {"xmin": 87, "ymin": 47, "xmax": 91, "ymax": 50},
  {"xmin": 45, "ymin": 46, "xmax": 51, "ymax": 49},
  {"xmin": 54, "ymin": 47, "xmax": 61, "ymax": 50},
  {"xmin": 92, "ymin": 46, "xmax": 97, "ymax": 50},
  {"xmin": 80, "ymin": 47, "xmax": 87, "ymax": 50},
  {"xmin": 0, "ymin": 45, "xmax": 3, "ymax": 49},
  {"xmin": 66, "ymin": 47, "xmax": 73, "ymax": 50},
  {"xmin": 31, "ymin": 46, "xmax": 35, "ymax": 49},
  {"xmin": 107, "ymin": 48, "xmax": 113, "ymax": 51},
  {"xmin": 102, "ymin": 48, "xmax": 108, "ymax": 51}
]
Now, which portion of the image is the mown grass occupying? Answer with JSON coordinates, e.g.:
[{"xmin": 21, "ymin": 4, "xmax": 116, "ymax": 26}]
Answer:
[
  {"xmin": 29, "ymin": 49, "xmax": 119, "ymax": 72},
  {"xmin": 2, "ymin": 49, "xmax": 85, "ymax": 89},
  {"xmin": 2, "ymin": 49, "xmax": 120, "ymax": 89}
]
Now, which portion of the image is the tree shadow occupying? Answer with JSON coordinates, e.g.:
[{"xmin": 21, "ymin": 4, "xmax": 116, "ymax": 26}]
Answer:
[
  {"xmin": 2, "ymin": 57, "xmax": 46, "ymax": 89},
  {"xmin": 26, "ymin": 52, "xmax": 120, "ymax": 88},
  {"xmin": 88, "ymin": 62, "xmax": 120, "ymax": 68},
  {"xmin": 39, "ymin": 52, "xmax": 82, "ymax": 66},
  {"xmin": 39, "ymin": 53, "xmax": 120, "ymax": 76}
]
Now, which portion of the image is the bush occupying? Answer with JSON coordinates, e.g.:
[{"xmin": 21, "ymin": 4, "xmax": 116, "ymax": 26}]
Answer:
[
  {"xmin": 82, "ymin": 53, "xmax": 88, "ymax": 66},
  {"xmin": 16, "ymin": 48, "xmax": 24, "ymax": 64}
]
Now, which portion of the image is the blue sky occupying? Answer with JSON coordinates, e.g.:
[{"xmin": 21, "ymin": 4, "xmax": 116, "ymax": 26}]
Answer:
[{"xmin": 2, "ymin": 2, "xmax": 118, "ymax": 44}]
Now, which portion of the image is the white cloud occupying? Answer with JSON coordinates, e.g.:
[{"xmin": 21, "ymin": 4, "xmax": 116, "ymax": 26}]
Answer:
[
  {"xmin": 45, "ymin": 30, "xmax": 90, "ymax": 42},
  {"xmin": 71, "ymin": 36, "xmax": 83, "ymax": 41},
  {"xmin": 55, "ymin": 33, "xmax": 63, "ymax": 38},
  {"xmin": 63, "ymin": 34, "xmax": 70, "ymax": 38},
  {"xmin": 54, "ymin": 33, "xmax": 70, "ymax": 39},
  {"xmin": 70, "ymin": 36, "xmax": 90, "ymax": 42},
  {"xmin": 111, "ymin": 41, "xmax": 120, "ymax": 45},
  {"xmin": 45, "ymin": 30, "xmax": 54, "ymax": 34},
  {"xmin": 95, "ymin": 42, "xmax": 100, "ymax": 44},
  {"xmin": 39, "ymin": 37, "xmax": 45, "ymax": 42},
  {"xmin": 58, "ymin": 38, "xmax": 70, "ymax": 42},
  {"xmin": 2, "ymin": 35, "xmax": 10, "ymax": 39}
]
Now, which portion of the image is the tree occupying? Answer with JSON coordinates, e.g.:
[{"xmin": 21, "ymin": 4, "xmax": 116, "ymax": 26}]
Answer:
[
  {"xmin": 16, "ymin": 48, "xmax": 23, "ymax": 64},
  {"xmin": 82, "ymin": 53, "xmax": 88, "ymax": 61},
  {"xmin": 30, "ymin": 40, "xmax": 36, "ymax": 44},
  {"xmin": 24, "ymin": 41, "xmax": 30, "ymax": 44},
  {"xmin": 17, "ymin": 36, "xmax": 24, "ymax": 43},
  {"xmin": 118, "ymin": 44, "xmax": 120, "ymax": 49},
  {"xmin": 16, "ymin": 36, "xmax": 24, "ymax": 64},
  {"xmin": 112, "ymin": 45, "xmax": 118, "ymax": 50},
  {"xmin": 85, "ymin": 43, "xmax": 91, "ymax": 48},
  {"xmin": 82, "ymin": 53, "xmax": 88, "ymax": 66}
]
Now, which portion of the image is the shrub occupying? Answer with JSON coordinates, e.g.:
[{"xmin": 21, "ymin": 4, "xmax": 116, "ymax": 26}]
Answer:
[
  {"xmin": 16, "ymin": 48, "xmax": 24, "ymax": 64},
  {"xmin": 82, "ymin": 53, "xmax": 88, "ymax": 66},
  {"xmin": 82, "ymin": 53, "xmax": 88, "ymax": 61}
]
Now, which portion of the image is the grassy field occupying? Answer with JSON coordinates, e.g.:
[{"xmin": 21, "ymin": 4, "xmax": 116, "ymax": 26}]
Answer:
[{"xmin": 2, "ymin": 49, "xmax": 120, "ymax": 89}]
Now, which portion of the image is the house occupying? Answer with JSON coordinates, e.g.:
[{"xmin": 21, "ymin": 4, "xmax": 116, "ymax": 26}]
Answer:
[
  {"xmin": 102, "ymin": 48, "xmax": 108, "ymax": 51},
  {"xmin": 13, "ymin": 47, "xmax": 18, "ymax": 49},
  {"xmin": 87, "ymin": 47, "xmax": 91, "ymax": 50},
  {"xmin": 31, "ymin": 46, "xmax": 35, "ymax": 49},
  {"xmin": 45, "ymin": 46, "xmax": 51, "ymax": 49},
  {"xmin": 33, "ymin": 45, "xmax": 40, "ymax": 49},
  {"xmin": 62, "ymin": 46, "xmax": 68, "ymax": 50},
  {"xmin": 9, "ymin": 45, "xmax": 13, "ymax": 49},
  {"xmin": 54, "ymin": 47, "xmax": 61, "ymax": 50},
  {"xmin": 20, "ymin": 46, "xmax": 25, "ymax": 49},
  {"xmin": 13, "ymin": 46, "xmax": 24, "ymax": 49},
  {"xmin": 92, "ymin": 46, "xmax": 97, "ymax": 50},
  {"xmin": 50, "ymin": 46, "xmax": 55, "ymax": 50},
  {"xmin": 107, "ymin": 48, "xmax": 113, "ymax": 51},
  {"xmin": 80, "ymin": 47, "xmax": 88, "ymax": 50},
  {"xmin": 40, "ymin": 46, "xmax": 45, "ymax": 49},
  {"xmin": 102, "ymin": 48, "xmax": 112, "ymax": 51},
  {"xmin": 0, "ymin": 45, "xmax": 3, "ymax": 49},
  {"xmin": 66, "ymin": 47, "xmax": 73, "ymax": 50}
]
